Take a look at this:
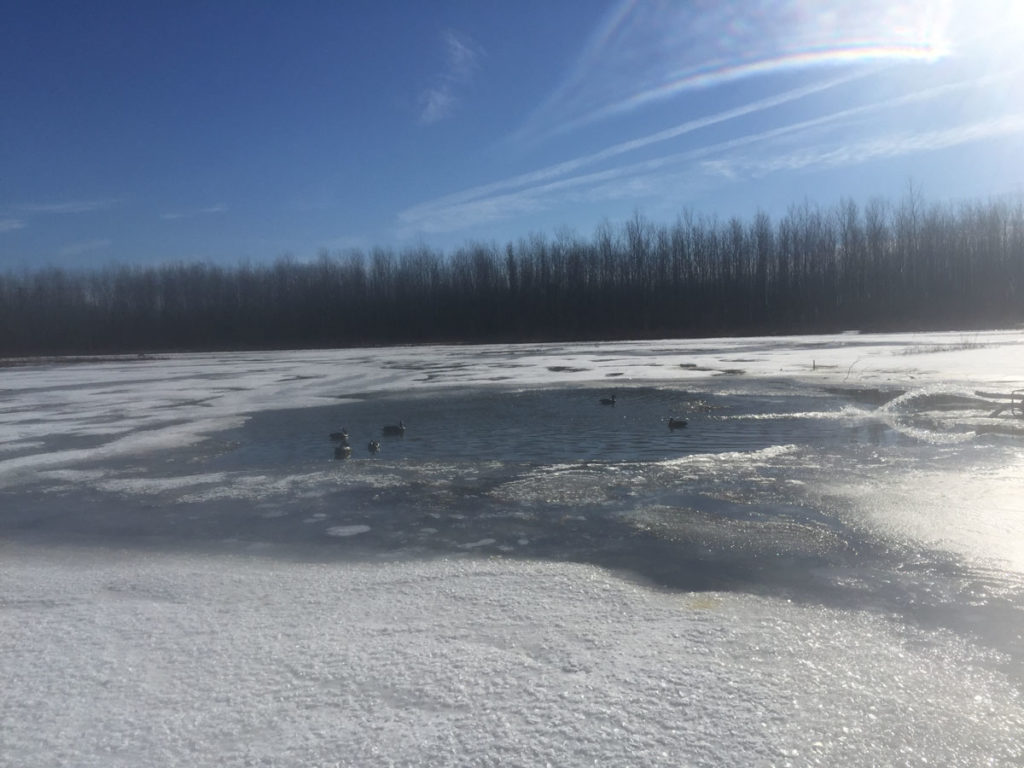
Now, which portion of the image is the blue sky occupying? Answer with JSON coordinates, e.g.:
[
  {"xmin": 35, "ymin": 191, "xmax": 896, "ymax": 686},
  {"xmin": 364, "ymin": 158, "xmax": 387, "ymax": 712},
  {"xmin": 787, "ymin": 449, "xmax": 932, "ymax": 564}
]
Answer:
[{"xmin": 2, "ymin": 0, "xmax": 1023, "ymax": 269}]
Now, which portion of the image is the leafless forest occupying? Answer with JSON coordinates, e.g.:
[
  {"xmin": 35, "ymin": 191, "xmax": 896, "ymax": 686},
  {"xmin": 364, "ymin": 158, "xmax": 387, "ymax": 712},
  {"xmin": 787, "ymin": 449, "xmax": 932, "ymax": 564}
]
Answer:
[{"xmin": 3, "ymin": 191, "xmax": 1022, "ymax": 355}]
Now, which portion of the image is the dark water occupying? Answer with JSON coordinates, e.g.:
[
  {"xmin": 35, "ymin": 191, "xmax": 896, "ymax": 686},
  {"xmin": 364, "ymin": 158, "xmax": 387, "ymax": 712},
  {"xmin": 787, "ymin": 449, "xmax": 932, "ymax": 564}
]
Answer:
[{"xmin": 213, "ymin": 385, "xmax": 894, "ymax": 469}]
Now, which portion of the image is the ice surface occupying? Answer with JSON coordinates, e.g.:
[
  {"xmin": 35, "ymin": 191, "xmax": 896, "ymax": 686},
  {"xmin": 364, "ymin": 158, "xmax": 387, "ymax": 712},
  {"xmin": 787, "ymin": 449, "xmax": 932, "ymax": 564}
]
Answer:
[{"xmin": 2, "ymin": 330, "xmax": 1024, "ymax": 766}]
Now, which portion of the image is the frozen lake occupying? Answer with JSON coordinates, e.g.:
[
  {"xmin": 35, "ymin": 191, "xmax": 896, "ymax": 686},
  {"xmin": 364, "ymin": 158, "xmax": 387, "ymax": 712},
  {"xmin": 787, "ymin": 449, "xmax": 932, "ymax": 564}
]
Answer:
[{"xmin": 2, "ymin": 331, "xmax": 1024, "ymax": 766}]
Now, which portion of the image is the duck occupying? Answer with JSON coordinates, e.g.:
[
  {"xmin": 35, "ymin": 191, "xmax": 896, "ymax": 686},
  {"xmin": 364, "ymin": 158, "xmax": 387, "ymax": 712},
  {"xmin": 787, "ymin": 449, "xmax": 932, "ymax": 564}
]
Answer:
[
  {"xmin": 367, "ymin": 439, "xmax": 381, "ymax": 454},
  {"xmin": 381, "ymin": 420, "xmax": 406, "ymax": 436},
  {"xmin": 329, "ymin": 428, "xmax": 350, "ymax": 443},
  {"xmin": 334, "ymin": 443, "xmax": 352, "ymax": 459},
  {"xmin": 668, "ymin": 417, "xmax": 688, "ymax": 430},
  {"xmin": 599, "ymin": 394, "xmax": 616, "ymax": 406}
]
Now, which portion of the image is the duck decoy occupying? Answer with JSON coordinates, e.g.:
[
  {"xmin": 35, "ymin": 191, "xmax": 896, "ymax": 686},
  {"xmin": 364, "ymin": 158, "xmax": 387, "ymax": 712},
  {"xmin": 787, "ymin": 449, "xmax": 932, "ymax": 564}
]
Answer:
[
  {"xmin": 599, "ymin": 394, "xmax": 616, "ymax": 406},
  {"xmin": 668, "ymin": 417, "xmax": 688, "ymax": 429},
  {"xmin": 368, "ymin": 439, "xmax": 381, "ymax": 454},
  {"xmin": 329, "ymin": 428, "xmax": 350, "ymax": 443},
  {"xmin": 334, "ymin": 443, "xmax": 352, "ymax": 459},
  {"xmin": 381, "ymin": 420, "xmax": 406, "ymax": 436}
]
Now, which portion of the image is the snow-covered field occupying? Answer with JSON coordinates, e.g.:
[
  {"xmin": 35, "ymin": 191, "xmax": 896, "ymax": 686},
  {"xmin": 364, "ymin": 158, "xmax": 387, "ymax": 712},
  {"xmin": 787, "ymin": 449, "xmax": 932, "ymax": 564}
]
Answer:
[{"xmin": 2, "ymin": 330, "xmax": 1024, "ymax": 766}]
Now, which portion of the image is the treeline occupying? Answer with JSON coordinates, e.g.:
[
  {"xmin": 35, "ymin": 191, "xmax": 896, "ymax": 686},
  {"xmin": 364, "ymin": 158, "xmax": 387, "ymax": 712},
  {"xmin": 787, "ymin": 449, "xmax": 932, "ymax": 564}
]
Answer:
[{"xmin": 2, "ymin": 190, "xmax": 1022, "ymax": 356}]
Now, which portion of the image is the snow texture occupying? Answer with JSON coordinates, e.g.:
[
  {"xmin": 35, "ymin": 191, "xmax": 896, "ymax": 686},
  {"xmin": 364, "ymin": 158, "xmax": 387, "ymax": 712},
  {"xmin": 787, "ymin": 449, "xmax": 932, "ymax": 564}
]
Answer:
[{"xmin": 2, "ymin": 330, "xmax": 1024, "ymax": 766}]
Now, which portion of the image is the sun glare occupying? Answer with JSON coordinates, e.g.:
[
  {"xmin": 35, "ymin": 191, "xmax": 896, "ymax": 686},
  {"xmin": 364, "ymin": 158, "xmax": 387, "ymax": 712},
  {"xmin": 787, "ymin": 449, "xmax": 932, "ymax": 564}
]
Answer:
[{"xmin": 953, "ymin": 0, "xmax": 1024, "ymax": 54}]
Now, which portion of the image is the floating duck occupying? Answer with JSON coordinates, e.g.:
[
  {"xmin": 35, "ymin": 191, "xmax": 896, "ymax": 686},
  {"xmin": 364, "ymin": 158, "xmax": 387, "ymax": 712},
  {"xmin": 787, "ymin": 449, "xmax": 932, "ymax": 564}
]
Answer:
[
  {"xmin": 382, "ymin": 420, "xmax": 406, "ymax": 436},
  {"xmin": 334, "ymin": 444, "xmax": 352, "ymax": 459},
  {"xmin": 668, "ymin": 417, "xmax": 688, "ymax": 429},
  {"xmin": 329, "ymin": 428, "xmax": 349, "ymax": 443},
  {"xmin": 368, "ymin": 439, "xmax": 381, "ymax": 454},
  {"xmin": 599, "ymin": 394, "xmax": 616, "ymax": 406}
]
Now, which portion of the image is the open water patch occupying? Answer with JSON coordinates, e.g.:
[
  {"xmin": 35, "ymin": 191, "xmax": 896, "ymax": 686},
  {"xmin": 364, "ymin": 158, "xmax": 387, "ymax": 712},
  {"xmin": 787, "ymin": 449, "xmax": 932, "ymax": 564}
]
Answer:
[{"xmin": 211, "ymin": 385, "xmax": 896, "ymax": 471}]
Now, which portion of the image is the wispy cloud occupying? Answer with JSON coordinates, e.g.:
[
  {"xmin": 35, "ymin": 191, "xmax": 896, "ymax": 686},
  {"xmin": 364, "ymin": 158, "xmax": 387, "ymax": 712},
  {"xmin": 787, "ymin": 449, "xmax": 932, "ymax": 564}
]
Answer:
[
  {"xmin": 516, "ymin": 0, "xmax": 953, "ymax": 142},
  {"xmin": 0, "ymin": 199, "xmax": 118, "ymax": 233},
  {"xmin": 406, "ymin": 70, "xmax": 867, "ymax": 222},
  {"xmin": 401, "ymin": 68, "xmax": 1011, "ymax": 235},
  {"xmin": 403, "ymin": 107, "xmax": 1024, "ymax": 236},
  {"xmin": 160, "ymin": 204, "xmax": 228, "ymax": 221},
  {"xmin": 419, "ymin": 89, "xmax": 456, "ymax": 127},
  {"xmin": 59, "ymin": 238, "xmax": 111, "ymax": 257},
  {"xmin": 12, "ymin": 199, "xmax": 120, "ymax": 215},
  {"xmin": 709, "ymin": 115, "xmax": 1024, "ymax": 179},
  {"xmin": 398, "ymin": 2, "xmax": 1023, "ymax": 241},
  {"xmin": 418, "ymin": 29, "xmax": 483, "ymax": 125}
]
